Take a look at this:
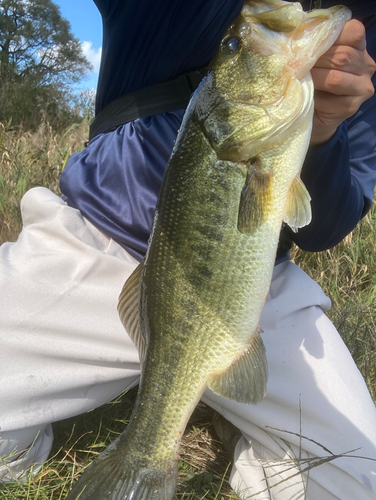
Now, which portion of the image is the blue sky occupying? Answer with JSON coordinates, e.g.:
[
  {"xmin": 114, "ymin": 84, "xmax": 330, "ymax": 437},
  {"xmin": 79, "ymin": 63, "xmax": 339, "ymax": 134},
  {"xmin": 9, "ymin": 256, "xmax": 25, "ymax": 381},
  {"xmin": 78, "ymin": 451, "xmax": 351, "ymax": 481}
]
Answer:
[{"xmin": 55, "ymin": 0, "xmax": 102, "ymax": 90}]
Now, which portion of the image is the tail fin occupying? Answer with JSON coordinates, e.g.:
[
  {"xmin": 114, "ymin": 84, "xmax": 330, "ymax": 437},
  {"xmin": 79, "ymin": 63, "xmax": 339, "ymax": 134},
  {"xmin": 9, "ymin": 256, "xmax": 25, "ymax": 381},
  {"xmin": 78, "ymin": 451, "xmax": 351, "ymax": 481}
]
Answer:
[{"xmin": 66, "ymin": 436, "xmax": 178, "ymax": 500}]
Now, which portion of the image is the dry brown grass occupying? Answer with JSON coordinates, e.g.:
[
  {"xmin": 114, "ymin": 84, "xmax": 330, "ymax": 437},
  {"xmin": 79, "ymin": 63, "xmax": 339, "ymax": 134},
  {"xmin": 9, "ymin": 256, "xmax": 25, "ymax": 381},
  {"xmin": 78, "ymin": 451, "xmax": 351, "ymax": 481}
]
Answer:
[
  {"xmin": 178, "ymin": 403, "xmax": 237, "ymax": 499},
  {"xmin": 0, "ymin": 120, "xmax": 88, "ymax": 244}
]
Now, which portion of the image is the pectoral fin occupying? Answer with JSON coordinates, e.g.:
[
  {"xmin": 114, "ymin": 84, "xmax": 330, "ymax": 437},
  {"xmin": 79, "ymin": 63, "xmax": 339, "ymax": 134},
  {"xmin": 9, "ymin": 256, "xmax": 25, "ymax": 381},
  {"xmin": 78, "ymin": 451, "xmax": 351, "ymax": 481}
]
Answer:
[
  {"xmin": 283, "ymin": 175, "xmax": 311, "ymax": 232},
  {"xmin": 208, "ymin": 328, "xmax": 268, "ymax": 404},
  {"xmin": 238, "ymin": 163, "xmax": 273, "ymax": 235},
  {"xmin": 117, "ymin": 261, "xmax": 147, "ymax": 364}
]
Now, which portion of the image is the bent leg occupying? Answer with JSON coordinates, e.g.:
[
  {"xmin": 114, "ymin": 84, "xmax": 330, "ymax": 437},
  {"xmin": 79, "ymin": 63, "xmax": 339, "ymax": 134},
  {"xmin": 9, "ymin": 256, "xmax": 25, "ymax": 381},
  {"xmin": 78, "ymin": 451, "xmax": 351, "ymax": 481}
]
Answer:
[
  {"xmin": 0, "ymin": 188, "xmax": 141, "ymax": 480},
  {"xmin": 203, "ymin": 261, "xmax": 376, "ymax": 499}
]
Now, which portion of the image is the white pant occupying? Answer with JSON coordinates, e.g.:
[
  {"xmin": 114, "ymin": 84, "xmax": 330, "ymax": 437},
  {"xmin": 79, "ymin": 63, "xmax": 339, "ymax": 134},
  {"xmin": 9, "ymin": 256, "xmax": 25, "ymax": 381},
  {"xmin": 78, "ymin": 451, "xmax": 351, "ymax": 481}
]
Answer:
[{"xmin": 1, "ymin": 187, "xmax": 375, "ymax": 499}]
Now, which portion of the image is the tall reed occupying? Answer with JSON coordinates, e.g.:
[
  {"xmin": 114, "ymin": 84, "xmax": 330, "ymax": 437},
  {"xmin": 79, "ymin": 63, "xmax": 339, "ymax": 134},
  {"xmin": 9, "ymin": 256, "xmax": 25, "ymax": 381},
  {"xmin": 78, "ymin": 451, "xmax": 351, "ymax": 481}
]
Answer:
[{"xmin": 0, "ymin": 120, "xmax": 88, "ymax": 244}]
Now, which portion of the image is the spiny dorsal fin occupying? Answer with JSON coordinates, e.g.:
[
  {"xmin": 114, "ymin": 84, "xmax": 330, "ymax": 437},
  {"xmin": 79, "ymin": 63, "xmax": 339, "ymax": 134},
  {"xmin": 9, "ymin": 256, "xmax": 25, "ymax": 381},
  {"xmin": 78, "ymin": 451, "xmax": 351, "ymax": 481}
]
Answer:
[
  {"xmin": 238, "ymin": 163, "xmax": 273, "ymax": 235},
  {"xmin": 117, "ymin": 261, "xmax": 147, "ymax": 364},
  {"xmin": 283, "ymin": 175, "xmax": 311, "ymax": 232},
  {"xmin": 207, "ymin": 327, "xmax": 268, "ymax": 404}
]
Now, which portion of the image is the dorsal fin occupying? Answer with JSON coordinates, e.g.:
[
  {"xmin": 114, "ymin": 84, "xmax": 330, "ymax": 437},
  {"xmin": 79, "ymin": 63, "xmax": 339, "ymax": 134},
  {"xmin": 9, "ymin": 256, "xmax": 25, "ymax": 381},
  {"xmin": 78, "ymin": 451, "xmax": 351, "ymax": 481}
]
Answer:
[
  {"xmin": 208, "ymin": 327, "xmax": 268, "ymax": 404},
  {"xmin": 117, "ymin": 261, "xmax": 147, "ymax": 364}
]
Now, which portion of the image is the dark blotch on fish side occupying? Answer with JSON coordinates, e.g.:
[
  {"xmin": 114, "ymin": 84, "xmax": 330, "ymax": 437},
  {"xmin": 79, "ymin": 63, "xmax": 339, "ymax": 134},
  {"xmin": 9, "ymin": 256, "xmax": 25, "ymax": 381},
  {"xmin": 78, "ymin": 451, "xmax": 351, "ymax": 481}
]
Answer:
[{"xmin": 194, "ymin": 223, "xmax": 224, "ymax": 242}]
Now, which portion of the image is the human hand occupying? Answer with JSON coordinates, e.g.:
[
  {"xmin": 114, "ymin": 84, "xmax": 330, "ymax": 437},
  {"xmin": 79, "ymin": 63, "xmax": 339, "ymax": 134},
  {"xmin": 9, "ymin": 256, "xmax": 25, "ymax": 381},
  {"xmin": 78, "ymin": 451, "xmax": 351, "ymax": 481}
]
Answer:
[{"xmin": 310, "ymin": 19, "xmax": 376, "ymax": 147}]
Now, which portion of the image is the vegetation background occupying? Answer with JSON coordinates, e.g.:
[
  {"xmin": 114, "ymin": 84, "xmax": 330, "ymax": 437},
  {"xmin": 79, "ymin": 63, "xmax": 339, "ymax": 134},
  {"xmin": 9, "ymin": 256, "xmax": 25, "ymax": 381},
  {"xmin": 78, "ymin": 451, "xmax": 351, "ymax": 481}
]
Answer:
[
  {"xmin": 1, "ymin": 116, "xmax": 376, "ymax": 500},
  {"xmin": 0, "ymin": 0, "xmax": 94, "ymax": 130},
  {"xmin": 0, "ymin": 0, "xmax": 375, "ymax": 499},
  {"xmin": 2, "ymin": 115, "xmax": 376, "ymax": 500}
]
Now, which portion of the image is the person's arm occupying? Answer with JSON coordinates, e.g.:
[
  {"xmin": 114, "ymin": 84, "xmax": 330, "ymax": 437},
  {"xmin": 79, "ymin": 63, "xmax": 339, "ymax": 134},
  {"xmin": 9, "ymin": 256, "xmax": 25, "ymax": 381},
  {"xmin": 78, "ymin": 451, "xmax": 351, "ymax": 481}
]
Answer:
[{"xmin": 291, "ymin": 19, "xmax": 376, "ymax": 252}]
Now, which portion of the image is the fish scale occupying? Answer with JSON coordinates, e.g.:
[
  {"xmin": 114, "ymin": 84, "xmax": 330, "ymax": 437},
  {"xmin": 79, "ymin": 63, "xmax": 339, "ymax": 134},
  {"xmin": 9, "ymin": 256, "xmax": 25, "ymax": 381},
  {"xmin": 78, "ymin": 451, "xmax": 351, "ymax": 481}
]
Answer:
[{"xmin": 66, "ymin": 2, "xmax": 351, "ymax": 499}]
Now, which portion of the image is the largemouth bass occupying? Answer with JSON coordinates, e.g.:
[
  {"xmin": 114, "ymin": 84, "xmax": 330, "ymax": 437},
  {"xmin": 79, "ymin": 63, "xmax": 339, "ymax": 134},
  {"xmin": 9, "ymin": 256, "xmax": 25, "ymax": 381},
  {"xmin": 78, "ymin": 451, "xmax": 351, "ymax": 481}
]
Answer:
[{"xmin": 67, "ymin": 1, "xmax": 350, "ymax": 499}]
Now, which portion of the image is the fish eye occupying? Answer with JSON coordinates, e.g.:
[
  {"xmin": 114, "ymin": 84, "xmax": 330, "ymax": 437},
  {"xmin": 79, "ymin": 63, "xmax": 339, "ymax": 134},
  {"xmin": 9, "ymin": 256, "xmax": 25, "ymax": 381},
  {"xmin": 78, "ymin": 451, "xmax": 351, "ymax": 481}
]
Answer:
[{"xmin": 220, "ymin": 36, "xmax": 240, "ymax": 55}]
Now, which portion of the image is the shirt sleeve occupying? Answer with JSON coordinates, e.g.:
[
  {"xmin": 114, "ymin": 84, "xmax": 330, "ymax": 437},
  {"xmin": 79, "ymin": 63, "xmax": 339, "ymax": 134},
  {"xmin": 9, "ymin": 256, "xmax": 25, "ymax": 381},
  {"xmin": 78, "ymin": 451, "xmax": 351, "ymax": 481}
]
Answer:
[
  {"xmin": 290, "ymin": 104, "xmax": 375, "ymax": 252},
  {"xmin": 289, "ymin": 25, "xmax": 376, "ymax": 252},
  {"xmin": 93, "ymin": 0, "xmax": 116, "ymax": 17}
]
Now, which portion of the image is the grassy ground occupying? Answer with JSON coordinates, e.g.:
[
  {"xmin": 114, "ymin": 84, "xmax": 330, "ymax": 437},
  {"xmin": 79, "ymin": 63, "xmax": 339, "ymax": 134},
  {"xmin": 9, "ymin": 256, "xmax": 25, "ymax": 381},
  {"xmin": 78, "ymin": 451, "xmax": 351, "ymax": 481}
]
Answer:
[
  {"xmin": 0, "ymin": 389, "xmax": 237, "ymax": 500},
  {"xmin": 291, "ymin": 212, "xmax": 376, "ymax": 402},
  {"xmin": 0, "ymin": 123, "xmax": 375, "ymax": 499}
]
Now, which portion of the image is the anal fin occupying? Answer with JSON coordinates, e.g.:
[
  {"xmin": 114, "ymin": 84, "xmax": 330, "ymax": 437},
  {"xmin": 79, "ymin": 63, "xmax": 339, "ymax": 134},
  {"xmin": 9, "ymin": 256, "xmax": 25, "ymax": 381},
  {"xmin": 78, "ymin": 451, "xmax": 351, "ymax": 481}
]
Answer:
[
  {"xmin": 208, "ymin": 327, "xmax": 268, "ymax": 404},
  {"xmin": 117, "ymin": 261, "xmax": 147, "ymax": 364}
]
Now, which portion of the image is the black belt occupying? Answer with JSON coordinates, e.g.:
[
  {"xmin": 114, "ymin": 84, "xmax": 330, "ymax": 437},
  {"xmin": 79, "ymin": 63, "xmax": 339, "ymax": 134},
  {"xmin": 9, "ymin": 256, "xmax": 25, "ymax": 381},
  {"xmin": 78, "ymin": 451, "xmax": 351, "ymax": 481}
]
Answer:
[{"xmin": 89, "ymin": 68, "xmax": 207, "ymax": 141}]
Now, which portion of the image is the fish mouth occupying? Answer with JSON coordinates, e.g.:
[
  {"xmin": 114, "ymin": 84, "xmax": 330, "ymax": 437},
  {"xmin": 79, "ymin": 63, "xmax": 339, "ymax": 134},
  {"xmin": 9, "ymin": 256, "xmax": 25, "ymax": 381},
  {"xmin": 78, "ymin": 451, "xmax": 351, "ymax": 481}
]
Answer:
[
  {"xmin": 289, "ymin": 4, "xmax": 352, "ymax": 78},
  {"xmin": 241, "ymin": 1, "xmax": 351, "ymax": 78}
]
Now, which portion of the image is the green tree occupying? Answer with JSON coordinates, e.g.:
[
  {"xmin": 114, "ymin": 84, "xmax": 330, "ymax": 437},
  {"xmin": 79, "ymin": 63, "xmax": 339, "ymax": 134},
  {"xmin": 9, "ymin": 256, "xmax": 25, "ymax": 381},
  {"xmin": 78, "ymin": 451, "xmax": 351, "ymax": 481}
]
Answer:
[{"xmin": 0, "ymin": 0, "xmax": 93, "ymax": 129}]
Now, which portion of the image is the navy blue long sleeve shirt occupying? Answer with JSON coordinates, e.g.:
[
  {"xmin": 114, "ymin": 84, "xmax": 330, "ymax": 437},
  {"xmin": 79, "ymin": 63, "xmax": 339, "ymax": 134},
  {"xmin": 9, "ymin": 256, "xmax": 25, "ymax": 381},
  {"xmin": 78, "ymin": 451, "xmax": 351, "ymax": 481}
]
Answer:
[{"xmin": 60, "ymin": 1, "xmax": 376, "ymax": 261}]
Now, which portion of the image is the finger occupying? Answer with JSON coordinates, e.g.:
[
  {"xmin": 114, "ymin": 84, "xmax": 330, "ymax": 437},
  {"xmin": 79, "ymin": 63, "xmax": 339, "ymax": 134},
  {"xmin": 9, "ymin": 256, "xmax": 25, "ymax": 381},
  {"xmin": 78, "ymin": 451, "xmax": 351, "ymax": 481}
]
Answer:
[
  {"xmin": 313, "ymin": 90, "xmax": 369, "ymax": 121},
  {"xmin": 313, "ymin": 45, "xmax": 374, "ymax": 76},
  {"xmin": 333, "ymin": 19, "xmax": 366, "ymax": 50},
  {"xmin": 311, "ymin": 67, "xmax": 375, "ymax": 97}
]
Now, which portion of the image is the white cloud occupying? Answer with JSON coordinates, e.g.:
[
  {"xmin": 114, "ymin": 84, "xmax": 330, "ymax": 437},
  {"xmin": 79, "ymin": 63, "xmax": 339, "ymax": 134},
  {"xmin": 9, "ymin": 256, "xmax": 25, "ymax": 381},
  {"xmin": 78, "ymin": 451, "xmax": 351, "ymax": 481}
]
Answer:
[{"xmin": 82, "ymin": 41, "xmax": 102, "ymax": 74}]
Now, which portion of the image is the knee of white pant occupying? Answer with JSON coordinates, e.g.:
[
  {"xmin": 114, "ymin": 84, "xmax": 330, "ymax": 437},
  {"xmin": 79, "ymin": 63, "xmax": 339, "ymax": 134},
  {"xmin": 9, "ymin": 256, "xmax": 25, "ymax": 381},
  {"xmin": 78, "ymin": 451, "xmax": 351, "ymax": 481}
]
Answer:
[
  {"xmin": 229, "ymin": 435, "xmax": 306, "ymax": 500},
  {"xmin": 0, "ymin": 424, "xmax": 47, "ymax": 458},
  {"xmin": 229, "ymin": 434, "xmax": 376, "ymax": 500},
  {"xmin": 0, "ymin": 424, "xmax": 53, "ymax": 483}
]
